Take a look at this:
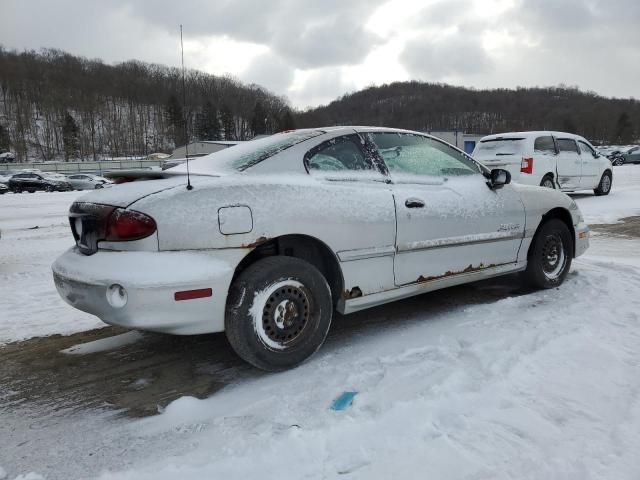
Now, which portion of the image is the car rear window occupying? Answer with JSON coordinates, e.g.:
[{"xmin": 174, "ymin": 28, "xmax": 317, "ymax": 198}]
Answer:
[
  {"xmin": 534, "ymin": 136, "xmax": 556, "ymax": 153},
  {"xmin": 168, "ymin": 130, "xmax": 325, "ymax": 174},
  {"xmin": 474, "ymin": 138, "xmax": 525, "ymax": 156}
]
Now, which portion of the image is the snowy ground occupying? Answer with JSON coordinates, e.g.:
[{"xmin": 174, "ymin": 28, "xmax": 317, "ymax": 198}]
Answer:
[
  {"xmin": 0, "ymin": 191, "xmax": 104, "ymax": 344},
  {"xmin": 1, "ymin": 166, "xmax": 640, "ymax": 479}
]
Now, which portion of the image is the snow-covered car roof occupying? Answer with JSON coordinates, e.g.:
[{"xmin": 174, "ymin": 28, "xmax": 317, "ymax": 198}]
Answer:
[{"xmin": 480, "ymin": 131, "xmax": 591, "ymax": 143}]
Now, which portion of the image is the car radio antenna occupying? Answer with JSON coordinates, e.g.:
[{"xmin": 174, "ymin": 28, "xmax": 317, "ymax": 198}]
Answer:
[{"xmin": 180, "ymin": 24, "xmax": 193, "ymax": 190}]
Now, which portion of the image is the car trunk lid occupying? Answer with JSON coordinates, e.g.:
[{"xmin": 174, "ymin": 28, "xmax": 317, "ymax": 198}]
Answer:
[{"xmin": 76, "ymin": 175, "xmax": 188, "ymax": 208}]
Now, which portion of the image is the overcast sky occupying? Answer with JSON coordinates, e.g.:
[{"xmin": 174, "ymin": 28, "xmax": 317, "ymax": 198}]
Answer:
[{"xmin": 2, "ymin": 0, "xmax": 639, "ymax": 109}]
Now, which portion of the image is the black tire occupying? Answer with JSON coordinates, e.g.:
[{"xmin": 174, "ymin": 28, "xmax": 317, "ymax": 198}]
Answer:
[
  {"xmin": 523, "ymin": 219, "xmax": 573, "ymax": 289},
  {"xmin": 613, "ymin": 158, "xmax": 624, "ymax": 166},
  {"xmin": 45, "ymin": 185, "xmax": 55, "ymax": 192},
  {"xmin": 594, "ymin": 171, "xmax": 612, "ymax": 196},
  {"xmin": 11, "ymin": 186, "xmax": 22, "ymax": 193},
  {"xmin": 225, "ymin": 256, "xmax": 333, "ymax": 371},
  {"xmin": 540, "ymin": 174, "xmax": 555, "ymax": 189}
]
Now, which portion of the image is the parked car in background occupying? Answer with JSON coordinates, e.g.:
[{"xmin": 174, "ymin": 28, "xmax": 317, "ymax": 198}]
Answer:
[
  {"xmin": 0, "ymin": 151, "xmax": 16, "ymax": 163},
  {"xmin": 66, "ymin": 173, "xmax": 113, "ymax": 190},
  {"xmin": 0, "ymin": 183, "xmax": 8, "ymax": 194},
  {"xmin": 8, "ymin": 172, "xmax": 73, "ymax": 192},
  {"xmin": 53, "ymin": 127, "xmax": 589, "ymax": 371},
  {"xmin": 473, "ymin": 131, "xmax": 612, "ymax": 195},
  {"xmin": 610, "ymin": 146, "xmax": 640, "ymax": 166},
  {"xmin": 0, "ymin": 170, "xmax": 19, "ymax": 185}
]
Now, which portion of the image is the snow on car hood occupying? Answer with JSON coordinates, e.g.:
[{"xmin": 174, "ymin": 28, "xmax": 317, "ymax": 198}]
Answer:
[{"xmin": 76, "ymin": 175, "xmax": 189, "ymax": 208}]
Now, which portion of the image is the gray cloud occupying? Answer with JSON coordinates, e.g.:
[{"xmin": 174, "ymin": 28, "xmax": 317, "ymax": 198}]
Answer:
[
  {"xmin": 241, "ymin": 52, "xmax": 295, "ymax": 95},
  {"xmin": 290, "ymin": 68, "xmax": 357, "ymax": 109},
  {"xmin": 2, "ymin": 0, "xmax": 639, "ymax": 106},
  {"xmin": 125, "ymin": 0, "xmax": 385, "ymax": 68},
  {"xmin": 400, "ymin": 33, "xmax": 493, "ymax": 80}
]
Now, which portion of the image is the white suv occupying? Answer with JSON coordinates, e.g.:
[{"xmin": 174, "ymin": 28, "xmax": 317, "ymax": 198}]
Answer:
[{"xmin": 473, "ymin": 131, "xmax": 613, "ymax": 195}]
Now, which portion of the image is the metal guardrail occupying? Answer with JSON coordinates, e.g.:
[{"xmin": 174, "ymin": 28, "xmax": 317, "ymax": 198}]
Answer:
[{"xmin": 0, "ymin": 159, "xmax": 163, "ymax": 174}]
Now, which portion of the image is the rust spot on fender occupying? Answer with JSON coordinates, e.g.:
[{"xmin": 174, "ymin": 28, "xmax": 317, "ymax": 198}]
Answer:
[
  {"xmin": 241, "ymin": 236, "xmax": 270, "ymax": 249},
  {"xmin": 342, "ymin": 287, "xmax": 363, "ymax": 299},
  {"xmin": 416, "ymin": 263, "xmax": 496, "ymax": 283}
]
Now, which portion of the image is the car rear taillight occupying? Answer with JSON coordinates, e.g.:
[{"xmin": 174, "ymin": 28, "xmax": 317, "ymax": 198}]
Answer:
[
  {"xmin": 105, "ymin": 209, "xmax": 156, "ymax": 241},
  {"xmin": 521, "ymin": 157, "xmax": 533, "ymax": 174},
  {"xmin": 69, "ymin": 202, "xmax": 156, "ymax": 254}
]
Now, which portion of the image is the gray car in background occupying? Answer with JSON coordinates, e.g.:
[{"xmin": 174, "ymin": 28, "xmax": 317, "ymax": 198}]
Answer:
[
  {"xmin": 620, "ymin": 146, "xmax": 640, "ymax": 165},
  {"xmin": 66, "ymin": 173, "xmax": 113, "ymax": 190}
]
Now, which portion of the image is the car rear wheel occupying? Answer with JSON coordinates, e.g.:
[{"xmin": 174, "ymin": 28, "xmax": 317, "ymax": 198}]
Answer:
[
  {"xmin": 613, "ymin": 157, "xmax": 624, "ymax": 166},
  {"xmin": 46, "ymin": 185, "xmax": 55, "ymax": 192},
  {"xmin": 523, "ymin": 218, "xmax": 573, "ymax": 289},
  {"xmin": 225, "ymin": 256, "xmax": 333, "ymax": 371},
  {"xmin": 540, "ymin": 174, "xmax": 555, "ymax": 189},
  {"xmin": 11, "ymin": 186, "xmax": 22, "ymax": 193},
  {"xmin": 594, "ymin": 171, "xmax": 612, "ymax": 196}
]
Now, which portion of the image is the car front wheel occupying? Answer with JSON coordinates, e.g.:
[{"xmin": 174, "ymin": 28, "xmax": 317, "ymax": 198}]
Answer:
[
  {"xmin": 225, "ymin": 256, "xmax": 333, "ymax": 371},
  {"xmin": 594, "ymin": 171, "xmax": 612, "ymax": 196},
  {"xmin": 523, "ymin": 219, "xmax": 573, "ymax": 289}
]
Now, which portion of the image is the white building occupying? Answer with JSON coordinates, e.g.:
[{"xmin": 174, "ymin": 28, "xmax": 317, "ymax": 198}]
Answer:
[
  {"xmin": 424, "ymin": 130, "xmax": 486, "ymax": 154},
  {"xmin": 169, "ymin": 140, "xmax": 241, "ymax": 160}
]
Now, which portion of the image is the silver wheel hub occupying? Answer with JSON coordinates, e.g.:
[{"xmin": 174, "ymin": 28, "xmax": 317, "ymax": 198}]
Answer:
[{"xmin": 274, "ymin": 299, "xmax": 298, "ymax": 328}]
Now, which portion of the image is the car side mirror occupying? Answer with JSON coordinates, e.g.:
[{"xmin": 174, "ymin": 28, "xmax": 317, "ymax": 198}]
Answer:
[{"xmin": 487, "ymin": 168, "xmax": 511, "ymax": 189}]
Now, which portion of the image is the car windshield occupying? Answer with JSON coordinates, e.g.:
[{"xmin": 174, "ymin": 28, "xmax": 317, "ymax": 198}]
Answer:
[
  {"xmin": 474, "ymin": 138, "xmax": 526, "ymax": 157},
  {"xmin": 168, "ymin": 130, "xmax": 325, "ymax": 175}
]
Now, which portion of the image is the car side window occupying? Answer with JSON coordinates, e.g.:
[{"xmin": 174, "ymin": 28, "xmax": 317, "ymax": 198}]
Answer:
[
  {"xmin": 578, "ymin": 141, "xmax": 595, "ymax": 156},
  {"xmin": 557, "ymin": 139, "xmax": 579, "ymax": 154},
  {"xmin": 534, "ymin": 136, "xmax": 556, "ymax": 153},
  {"xmin": 367, "ymin": 132, "xmax": 482, "ymax": 178},
  {"xmin": 305, "ymin": 134, "xmax": 372, "ymax": 172}
]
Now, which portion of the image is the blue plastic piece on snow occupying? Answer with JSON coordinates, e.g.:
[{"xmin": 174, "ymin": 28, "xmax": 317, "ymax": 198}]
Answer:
[{"xmin": 330, "ymin": 391, "xmax": 358, "ymax": 411}]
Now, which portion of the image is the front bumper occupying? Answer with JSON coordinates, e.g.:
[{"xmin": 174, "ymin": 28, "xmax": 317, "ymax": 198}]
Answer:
[
  {"xmin": 575, "ymin": 222, "xmax": 589, "ymax": 257},
  {"xmin": 52, "ymin": 247, "xmax": 247, "ymax": 334}
]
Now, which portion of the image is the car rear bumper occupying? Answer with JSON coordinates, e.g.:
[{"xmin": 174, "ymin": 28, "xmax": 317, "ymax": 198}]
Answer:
[
  {"xmin": 52, "ymin": 247, "xmax": 247, "ymax": 334},
  {"xmin": 575, "ymin": 222, "xmax": 589, "ymax": 257}
]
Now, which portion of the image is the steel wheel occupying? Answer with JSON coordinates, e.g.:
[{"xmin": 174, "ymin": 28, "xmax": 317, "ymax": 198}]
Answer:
[
  {"xmin": 540, "ymin": 233, "xmax": 567, "ymax": 280},
  {"xmin": 225, "ymin": 256, "xmax": 332, "ymax": 371},
  {"xmin": 523, "ymin": 218, "xmax": 573, "ymax": 289},
  {"xmin": 257, "ymin": 280, "xmax": 312, "ymax": 350}
]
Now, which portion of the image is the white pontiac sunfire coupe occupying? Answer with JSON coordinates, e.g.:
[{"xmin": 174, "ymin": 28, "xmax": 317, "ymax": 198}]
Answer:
[{"xmin": 53, "ymin": 127, "xmax": 590, "ymax": 371}]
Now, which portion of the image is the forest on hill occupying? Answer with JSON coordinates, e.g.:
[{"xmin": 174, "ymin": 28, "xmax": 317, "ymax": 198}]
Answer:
[
  {"xmin": 0, "ymin": 47, "xmax": 638, "ymax": 162},
  {"xmin": 296, "ymin": 81, "xmax": 639, "ymax": 145},
  {"xmin": 0, "ymin": 47, "xmax": 294, "ymax": 161}
]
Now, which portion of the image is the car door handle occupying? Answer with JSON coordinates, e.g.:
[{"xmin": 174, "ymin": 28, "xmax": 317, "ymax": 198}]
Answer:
[{"xmin": 405, "ymin": 198, "xmax": 425, "ymax": 208}]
